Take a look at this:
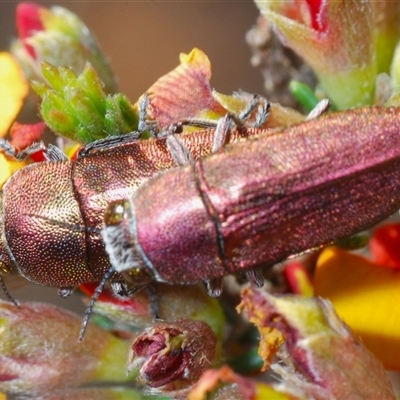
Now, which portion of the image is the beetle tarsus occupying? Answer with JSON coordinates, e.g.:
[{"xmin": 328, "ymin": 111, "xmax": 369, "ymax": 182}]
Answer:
[
  {"xmin": 0, "ymin": 276, "xmax": 19, "ymax": 307},
  {"xmin": 254, "ymin": 99, "xmax": 271, "ymax": 127},
  {"xmin": 245, "ymin": 270, "xmax": 264, "ymax": 287},
  {"xmin": 0, "ymin": 139, "xmax": 68, "ymax": 162},
  {"xmin": 235, "ymin": 94, "xmax": 270, "ymax": 128},
  {"xmin": 306, "ymin": 98, "xmax": 331, "ymax": 120},
  {"xmin": 44, "ymin": 144, "xmax": 69, "ymax": 161},
  {"xmin": 57, "ymin": 287, "xmax": 74, "ymax": 297},
  {"xmin": 138, "ymin": 93, "xmax": 158, "ymax": 136},
  {"xmin": 204, "ymin": 278, "xmax": 223, "ymax": 297},
  {"xmin": 77, "ymin": 131, "xmax": 142, "ymax": 158},
  {"xmin": 0, "ymin": 139, "xmax": 45, "ymax": 161},
  {"xmin": 110, "ymin": 280, "xmax": 132, "ymax": 297}
]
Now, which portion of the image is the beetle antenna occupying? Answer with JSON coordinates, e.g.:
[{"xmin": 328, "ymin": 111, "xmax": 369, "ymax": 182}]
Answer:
[
  {"xmin": 0, "ymin": 275, "xmax": 19, "ymax": 307},
  {"xmin": 79, "ymin": 265, "xmax": 115, "ymax": 341}
]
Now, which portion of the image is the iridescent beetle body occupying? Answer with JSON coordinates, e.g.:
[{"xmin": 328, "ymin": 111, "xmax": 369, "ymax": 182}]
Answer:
[
  {"xmin": 2, "ymin": 106, "xmax": 400, "ymax": 293},
  {"xmin": 0, "ymin": 127, "xmax": 257, "ymax": 288},
  {"xmin": 102, "ymin": 107, "xmax": 400, "ymax": 288}
]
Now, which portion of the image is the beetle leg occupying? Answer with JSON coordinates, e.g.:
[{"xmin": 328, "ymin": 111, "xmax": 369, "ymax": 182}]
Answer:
[
  {"xmin": 1, "ymin": 140, "xmax": 65, "ymax": 162},
  {"xmin": 110, "ymin": 281, "xmax": 160, "ymax": 319},
  {"xmin": 57, "ymin": 287, "xmax": 74, "ymax": 297},
  {"xmin": 0, "ymin": 276, "xmax": 19, "ymax": 307},
  {"xmin": 166, "ymin": 100, "xmax": 271, "ymax": 164},
  {"xmin": 0, "ymin": 139, "xmax": 68, "ymax": 162},
  {"xmin": 44, "ymin": 144, "xmax": 69, "ymax": 161},
  {"xmin": 78, "ymin": 92, "xmax": 159, "ymax": 158},
  {"xmin": 146, "ymin": 284, "xmax": 160, "ymax": 320},
  {"xmin": 79, "ymin": 266, "xmax": 115, "ymax": 341},
  {"xmin": 138, "ymin": 93, "xmax": 159, "ymax": 136},
  {"xmin": 227, "ymin": 94, "xmax": 271, "ymax": 128},
  {"xmin": 164, "ymin": 97, "xmax": 271, "ymax": 135},
  {"xmin": 144, "ymin": 93, "xmax": 271, "ymax": 139},
  {"xmin": 204, "ymin": 277, "xmax": 223, "ymax": 297},
  {"xmin": 209, "ymin": 98, "xmax": 271, "ymax": 152},
  {"xmin": 166, "ymin": 135, "xmax": 194, "ymax": 166},
  {"xmin": 211, "ymin": 114, "xmax": 234, "ymax": 152},
  {"xmin": 77, "ymin": 131, "xmax": 142, "ymax": 158},
  {"xmin": 245, "ymin": 269, "xmax": 264, "ymax": 287},
  {"xmin": 238, "ymin": 94, "xmax": 270, "ymax": 128},
  {"xmin": 306, "ymin": 98, "xmax": 331, "ymax": 120}
]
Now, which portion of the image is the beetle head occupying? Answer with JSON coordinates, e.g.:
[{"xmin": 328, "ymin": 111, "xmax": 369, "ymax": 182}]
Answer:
[{"xmin": 102, "ymin": 199, "xmax": 155, "ymax": 287}]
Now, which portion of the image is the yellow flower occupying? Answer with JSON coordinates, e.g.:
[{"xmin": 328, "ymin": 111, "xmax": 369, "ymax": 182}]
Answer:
[
  {"xmin": 0, "ymin": 52, "xmax": 29, "ymax": 186},
  {"xmin": 314, "ymin": 247, "xmax": 400, "ymax": 369},
  {"xmin": 0, "ymin": 53, "xmax": 28, "ymax": 136}
]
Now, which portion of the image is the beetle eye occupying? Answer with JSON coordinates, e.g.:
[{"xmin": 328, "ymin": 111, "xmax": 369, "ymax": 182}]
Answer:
[
  {"xmin": 104, "ymin": 199, "xmax": 131, "ymax": 226},
  {"xmin": 123, "ymin": 267, "xmax": 153, "ymax": 286}
]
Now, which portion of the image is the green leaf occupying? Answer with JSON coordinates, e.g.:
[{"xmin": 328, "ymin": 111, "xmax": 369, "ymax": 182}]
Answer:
[{"xmin": 35, "ymin": 63, "xmax": 139, "ymax": 143}]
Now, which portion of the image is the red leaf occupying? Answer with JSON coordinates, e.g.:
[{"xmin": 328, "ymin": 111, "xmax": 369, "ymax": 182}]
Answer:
[{"xmin": 370, "ymin": 223, "xmax": 400, "ymax": 269}]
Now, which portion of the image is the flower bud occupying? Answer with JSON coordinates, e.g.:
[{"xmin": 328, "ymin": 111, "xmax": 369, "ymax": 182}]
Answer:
[
  {"xmin": 128, "ymin": 319, "xmax": 219, "ymax": 393},
  {"xmin": 254, "ymin": 1, "xmax": 400, "ymax": 109},
  {"xmin": 0, "ymin": 300, "xmax": 130, "ymax": 394},
  {"xmin": 32, "ymin": 63, "xmax": 138, "ymax": 143},
  {"xmin": 238, "ymin": 287, "xmax": 395, "ymax": 399},
  {"xmin": 13, "ymin": 2, "xmax": 117, "ymax": 93}
]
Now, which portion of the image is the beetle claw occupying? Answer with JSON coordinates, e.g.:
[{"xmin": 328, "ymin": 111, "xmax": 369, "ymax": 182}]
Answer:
[
  {"xmin": 57, "ymin": 287, "xmax": 74, "ymax": 297},
  {"xmin": 204, "ymin": 277, "xmax": 223, "ymax": 297},
  {"xmin": 245, "ymin": 270, "xmax": 264, "ymax": 287}
]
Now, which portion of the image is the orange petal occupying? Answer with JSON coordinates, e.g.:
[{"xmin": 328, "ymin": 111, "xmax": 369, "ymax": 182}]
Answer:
[
  {"xmin": 0, "ymin": 53, "xmax": 29, "ymax": 136},
  {"xmin": 314, "ymin": 247, "xmax": 400, "ymax": 369},
  {"xmin": 188, "ymin": 365, "xmax": 300, "ymax": 400},
  {"xmin": 237, "ymin": 288, "xmax": 285, "ymax": 370}
]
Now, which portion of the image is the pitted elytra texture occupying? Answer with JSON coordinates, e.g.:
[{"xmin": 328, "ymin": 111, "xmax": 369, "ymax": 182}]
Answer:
[
  {"xmin": 103, "ymin": 107, "xmax": 400, "ymax": 286},
  {"xmin": 0, "ymin": 127, "xmax": 256, "ymax": 288}
]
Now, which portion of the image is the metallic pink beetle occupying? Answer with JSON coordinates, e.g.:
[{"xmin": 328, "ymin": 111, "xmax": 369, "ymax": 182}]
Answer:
[
  {"xmin": 1, "ymin": 106, "xmax": 400, "ymax": 300},
  {"xmin": 0, "ymin": 123, "xmax": 259, "ymax": 295},
  {"xmin": 102, "ymin": 106, "xmax": 400, "ymax": 295}
]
